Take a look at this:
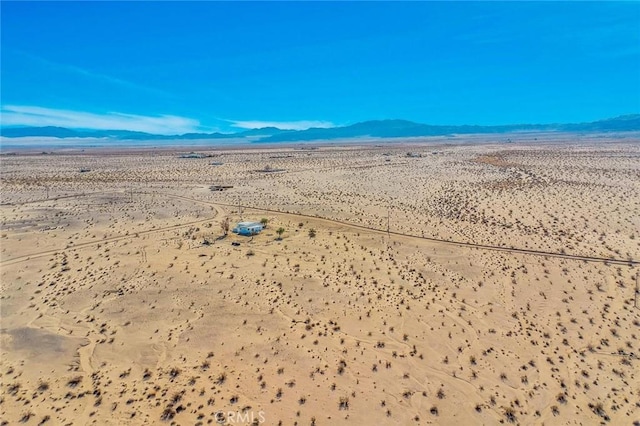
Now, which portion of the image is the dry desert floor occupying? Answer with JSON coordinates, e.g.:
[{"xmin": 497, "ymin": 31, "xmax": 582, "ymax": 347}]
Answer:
[{"xmin": 1, "ymin": 135, "xmax": 639, "ymax": 425}]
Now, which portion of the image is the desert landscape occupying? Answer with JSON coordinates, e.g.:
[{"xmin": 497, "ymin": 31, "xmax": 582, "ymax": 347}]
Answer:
[{"xmin": 1, "ymin": 134, "xmax": 639, "ymax": 425}]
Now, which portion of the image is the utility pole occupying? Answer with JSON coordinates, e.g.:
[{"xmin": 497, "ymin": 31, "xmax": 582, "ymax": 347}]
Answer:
[
  {"xmin": 387, "ymin": 205, "xmax": 390, "ymax": 238},
  {"xmin": 635, "ymin": 271, "xmax": 639, "ymax": 309},
  {"xmin": 386, "ymin": 200, "xmax": 391, "ymax": 251}
]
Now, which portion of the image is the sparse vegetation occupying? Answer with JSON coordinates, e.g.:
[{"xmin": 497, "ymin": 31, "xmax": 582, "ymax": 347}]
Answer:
[
  {"xmin": 221, "ymin": 217, "xmax": 230, "ymax": 236},
  {"xmin": 1, "ymin": 141, "xmax": 637, "ymax": 425}
]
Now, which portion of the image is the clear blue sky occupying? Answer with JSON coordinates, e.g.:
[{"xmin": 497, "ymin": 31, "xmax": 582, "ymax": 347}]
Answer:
[{"xmin": 1, "ymin": 1, "xmax": 639, "ymax": 134}]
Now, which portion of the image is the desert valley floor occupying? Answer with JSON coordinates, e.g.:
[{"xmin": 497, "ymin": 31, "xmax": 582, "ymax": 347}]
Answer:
[{"xmin": 1, "ymin": 135, "xmax": 639, "ymax": 425}]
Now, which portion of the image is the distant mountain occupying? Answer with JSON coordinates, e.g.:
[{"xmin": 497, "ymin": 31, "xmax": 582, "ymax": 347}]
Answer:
[
  {"xmin": 0, "ymin": 126, "xmax": 243, "ymax": 140},
  {"xmin": 0, "ymin": 126, "xmax": 88, "ymax": 138},
  {"xmin": 558, "ymin": 114, "xmax": 640, "ymax": 132},
  {"xmin": 237, "ymin": 127, "xmax": 293, "ymax": 137},
  {"xmin": 256, "ymin": 115, "xmax": 640, "ymax": 143},
  {"xmin": 167, "ymin": 132, "xmax": 237, "ymax": 140},
  {"xmin": 2, "ymin": 115, "xmax": 638, "ymax": 142},
  {"xmin": 0, "ymin": 125, "xmax": 294, "ymax": 140}
]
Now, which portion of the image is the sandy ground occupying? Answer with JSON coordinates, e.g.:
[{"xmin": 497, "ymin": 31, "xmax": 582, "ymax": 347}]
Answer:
[{"xmin": 1, "ymin": 134, "xmax": 639, "ymax": 425}]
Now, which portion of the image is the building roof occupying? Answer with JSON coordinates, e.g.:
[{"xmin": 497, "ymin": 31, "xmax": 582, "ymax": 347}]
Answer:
[{"xmin": 236, "ymin": 221, "xmax": 262, "ymax": 227}]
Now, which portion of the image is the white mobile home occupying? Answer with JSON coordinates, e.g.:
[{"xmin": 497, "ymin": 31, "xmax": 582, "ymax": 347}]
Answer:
[{"xmin": 232, "ymin": 221, "xmax": 264, "ymax": 236}]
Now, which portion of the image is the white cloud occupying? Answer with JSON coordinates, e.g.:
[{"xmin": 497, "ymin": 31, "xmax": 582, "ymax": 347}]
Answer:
[
  {"xmin": 230, "ymin": 119, "xmax": 335, "ymax": 131},
  {"xmin": 0, "ymin": 105, "xmax": 202, "ymax": 135}
]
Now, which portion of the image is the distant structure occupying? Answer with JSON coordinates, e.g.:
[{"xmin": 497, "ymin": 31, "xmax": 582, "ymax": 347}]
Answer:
[
  {"xmin": 232, "ymin": 221, "xmax": 264, "ymax": 236},
  {"xmin": 179, "ymin": 152, "xmax": 206, "ymax": 159},
  {"xmin": 257, "ymin": 165, "xmax": 286, "ymax": 173}
]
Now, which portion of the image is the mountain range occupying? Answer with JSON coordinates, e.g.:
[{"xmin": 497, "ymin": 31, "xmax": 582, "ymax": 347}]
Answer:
[
  {"xmin": 0, "ymin": 126, "xmax": 291, "ymax": 140},
  {"xmin": 1, "ymin": 115, "xmax": 639, "ymax": 143}
]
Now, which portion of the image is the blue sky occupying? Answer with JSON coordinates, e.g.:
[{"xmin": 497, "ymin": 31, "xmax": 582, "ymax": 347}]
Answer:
[{"xmin": 1, "ymin": 1, "xmax": 639, "ymax": 134}]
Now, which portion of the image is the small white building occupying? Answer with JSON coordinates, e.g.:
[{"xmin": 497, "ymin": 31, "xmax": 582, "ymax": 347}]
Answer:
[{"xmin": 232, "ymin": 221, "xmax": 264, "ymax": 236}]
